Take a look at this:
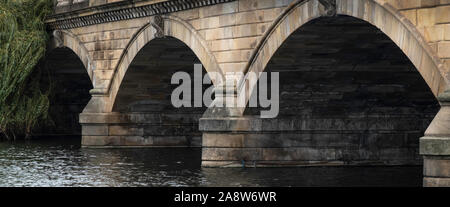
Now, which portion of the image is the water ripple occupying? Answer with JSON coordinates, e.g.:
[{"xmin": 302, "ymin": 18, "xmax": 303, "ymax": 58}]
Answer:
[{"xmin": 0, "ymin": 138, "xmax": 422, "ymax": 187}]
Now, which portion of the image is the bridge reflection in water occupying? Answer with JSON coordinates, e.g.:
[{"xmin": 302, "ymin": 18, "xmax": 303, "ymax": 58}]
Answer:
[{"xmin": 0, "ymin": 137, "xmax": 421, "ymax": 187}]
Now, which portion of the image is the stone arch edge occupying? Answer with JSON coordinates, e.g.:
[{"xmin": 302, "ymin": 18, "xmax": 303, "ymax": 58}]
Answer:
[
  {"xmin": 84, "ymin": 15, "xmax": 223, "ymax": 113},
  {"xmin": 48, "ymin": 30, "xmax": 94, "ymax": 82},
  {"xmin": 236, "ymin": 0, "xmax": 449, "ymax": 117}
]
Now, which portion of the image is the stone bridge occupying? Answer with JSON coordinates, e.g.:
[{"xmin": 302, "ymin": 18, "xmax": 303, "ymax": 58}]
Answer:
[{"xmin": 44, "ymin": 0, "xmax": 450, "ymax": 186}]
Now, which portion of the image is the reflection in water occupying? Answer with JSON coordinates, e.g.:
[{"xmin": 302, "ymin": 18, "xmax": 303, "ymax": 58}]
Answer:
[{"xmin": 0, "ymin": 138, "xmax": 422, "ymax": 187}]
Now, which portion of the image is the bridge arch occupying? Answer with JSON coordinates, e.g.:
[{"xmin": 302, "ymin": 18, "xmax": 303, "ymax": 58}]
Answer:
[
  {"xmin": 41, "ymin": 38, "xmax": 93, "ymax": 137},
  {"xmin": 239, "ymin": 0, "xmax": 449, "ymax": 111},
  {"xmin": 48, "ymin": 30, "xmax": 94, "ymax": 82},
  {"xmin": 199, "ymin": 0, "xmax": 447, "ymax": 168},
  {"xmin": 105, "ymin": 15, "xmax": 222, "ymax": 112},
  {"xmin": 79, "ymin": 15, "xmax": 218, "ymax": 147}
]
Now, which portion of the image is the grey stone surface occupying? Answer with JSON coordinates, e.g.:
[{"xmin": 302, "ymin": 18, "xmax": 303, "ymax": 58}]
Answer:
[
  {"xmin": 423, "ymin": 157, "xmax": 450, "ymax": 177},
  {"xmin": 420, "ymin": 137, "xmax": 450, "ymax": 155}
]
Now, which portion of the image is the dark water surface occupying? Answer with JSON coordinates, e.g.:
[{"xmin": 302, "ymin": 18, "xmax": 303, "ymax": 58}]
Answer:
[{"xmin": 0, "ymin": 138, "xmax": 422, "ymax": 187}]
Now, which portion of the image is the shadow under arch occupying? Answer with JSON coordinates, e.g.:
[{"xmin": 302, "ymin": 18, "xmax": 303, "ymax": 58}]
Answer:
[
  {"xmin": 238, "ymin": 0, "xmax": 448, "ymax": 110},
  {"xmin": 48, "ymin": 30, "xmax": 94, "ymax": 81},
  {"xmin": 103, "ymin": 35, "xmax": 214, "ymax": 147},
  {"xmin": 80, "ymin": 16, "xmax": 220, "ymax": 147},
  {"xmin": 35, "ymin": 46, "xmax": 93, "ymax": 138},
  {"xmin": 200, "ymin": 0, "xmax": 447, "ymax": 168},
  {"xmin": 100, "ymin": 15, "xmax": 222, "ymax": 113},
  {"xmin": 113, "ymin": 36, "xmax": 212, "ymax": 113},
  {"xmin": 242, "ymin": 15, "xmax": 440, "ymax": 165}
]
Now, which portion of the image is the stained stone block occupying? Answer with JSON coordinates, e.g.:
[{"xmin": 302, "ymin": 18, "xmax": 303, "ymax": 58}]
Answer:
[
  {"xmin": 420, "ymin": 137, "xmax": 450, "ymax": 155},
  {"xmin": 199, "ymin": 1, "xmax": 238, "ymax": 18},
  {"xmin": 202, "ymin": 133, "xmax": 245, "ymax": 147},
  {"xmin": 401, "ymin": 10, "xmax": 417, "ymax": 25},
  {"xmin": 81, "ymin": 136, "xmax": 111, "ymax": 146},
  {"xmin": 82, "ymin": 135, "xmax": 201, "ymax": 147},
  {"xmin": 109, "ymin": 125, "xmax": 144, "ymax": 136},
  {"xmin": 423, "ymin": 177, "xmax": 450, "ymax": 187},
  {"xmin": 438, "ymin": 42, "xmax": 450, "ymax": 58},
  {"xmin": 436, "ymin": 5, "xmax": 450, "ymax": 24},
  {"xmin": 424, "ymin": 157, "xmax": 450, "ymax": 177},
  {"xmin": 201, "ymin": 114, "xmax": 424, "ymax": 167},
  {"xmin": 444, "ymin": 24, "xmax": 450, "ymax": 40},
  {"xmin": 417, "ymin": 8, "xmax": 436, "ymax": 26},
  {"xmin": 145, "ymin": 136, "xmax": 196, "ymax": 146},
  {"xmin": 82, "ymin": 125, "xmax": 108, "ymax": 136}
]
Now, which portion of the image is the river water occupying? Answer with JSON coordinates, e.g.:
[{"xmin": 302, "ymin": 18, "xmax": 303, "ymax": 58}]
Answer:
[{"xmin": 0, "ymin": 138, "xmax": 422, "ymax": 187}]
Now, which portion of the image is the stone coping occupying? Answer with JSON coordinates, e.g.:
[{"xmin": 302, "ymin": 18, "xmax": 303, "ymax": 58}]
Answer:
[{"xmin": 46, "ymin": 0, "xmax": 236, "ymax": 29}]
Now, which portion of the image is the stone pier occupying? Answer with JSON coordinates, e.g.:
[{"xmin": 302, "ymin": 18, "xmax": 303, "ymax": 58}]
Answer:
[{"xmin": 421, "ymin": 90, "xmax": 450, "ymax": 187}]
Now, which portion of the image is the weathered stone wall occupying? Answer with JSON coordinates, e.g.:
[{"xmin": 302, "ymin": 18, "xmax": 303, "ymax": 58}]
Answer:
[
  {"xmin": 386, "ymin": 0, "xmax": 450, "ymax": 71},
  {"xmin": 35, "ymin": 47, "xmax": 93, "ymax": 137},
  {"xmin": 186, "ymin": 0, "xmax": 293, "ymax": 73}
]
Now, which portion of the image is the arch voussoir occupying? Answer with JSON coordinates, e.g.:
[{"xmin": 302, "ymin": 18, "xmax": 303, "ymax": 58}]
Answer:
[
  {"xmin": 336, "ymin": 0, "xmax": 448, "ymax": 97},
  {"xmin": 49, "ymin": 30, "xmax": 94, "ymax": 82},
  {"xmin": 93, "ymin": 15, "xmax": 223, "ymax": 113},
  {"xmin": 239, "ymin": 0, "xmax": 449, "ymax": 115}
]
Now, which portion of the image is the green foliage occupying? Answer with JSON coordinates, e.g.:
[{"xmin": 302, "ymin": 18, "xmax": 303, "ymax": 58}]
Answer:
[{"xmin": 0, "ymin": 0, "xmax": 53, "ymax": 140}]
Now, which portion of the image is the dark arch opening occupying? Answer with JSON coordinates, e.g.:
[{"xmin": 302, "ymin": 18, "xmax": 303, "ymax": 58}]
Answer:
[
  {"xmin": 34, "ymin": 47, "xmax": 93, "ymax": 139},
  {"xmin": 112, "ymin": 37, "xmax": 212, "ymax": 149},
  {"xmin": 245, "ymin": 15, "xmax": 440, "ymax": 165}
]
